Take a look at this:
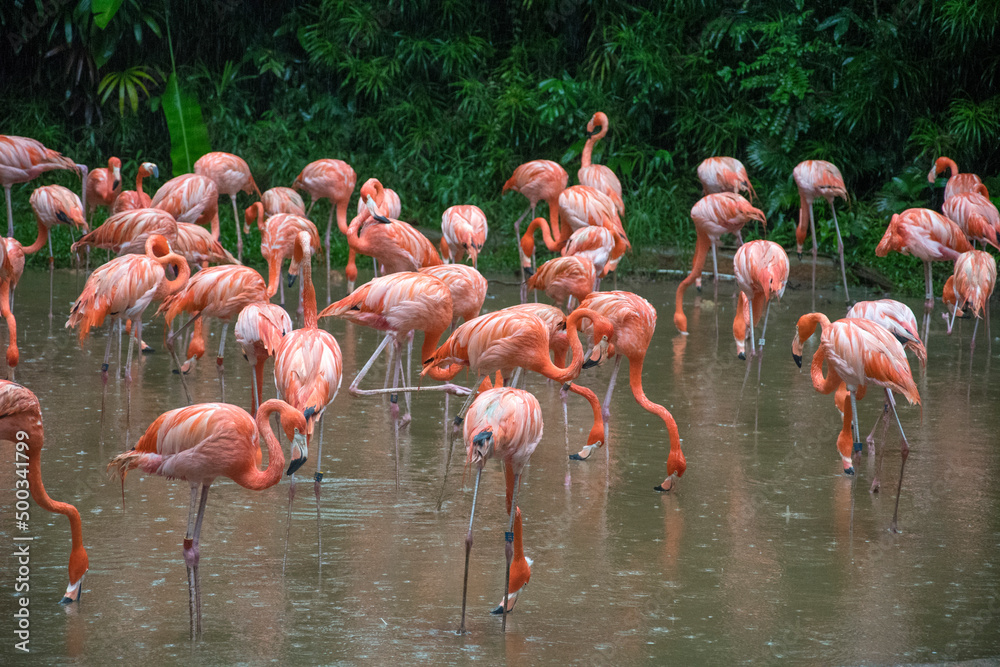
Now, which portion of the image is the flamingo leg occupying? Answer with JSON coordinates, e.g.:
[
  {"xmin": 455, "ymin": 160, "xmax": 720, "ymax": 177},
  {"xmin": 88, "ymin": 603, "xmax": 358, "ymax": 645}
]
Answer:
[
  {"xmin": 886, "ymin": 390, "xmax": 909, "ymax": 533},
  {"xmin": 711, "ymin": 242, "xmax": 719, "ymax": 289},
  {"xmin": 166, "ymin": 313, "xmax": 201, "ymax": 404},
  {"xmin": 924, "ymin": 261, "xmax": 934, "ymax": 311},
  {"xmin": 402, "ymin": 332, "xmax": 413, "ymax": 425},
  {"xmin": 829, "ymin": 201, "xmax": 850, "ymax": 304},
  {"xmin": 865, "ymin": 399, "xmax": 888, "ymax": 457},
  {"xmin": 349, "ymin": 334, "xmax": 392, "ymax": 396},
  {"xmin": 459, "ymin": 466, "xmax": 483, "ymax": 635},
  {"xmin": 870, "ymin": 392, "xmax": 892, "ymax": 493},
  {"xmin": 191, "ymin": 483, "xmax": 210, "ymax": 637},
  {"xmin": 325, "ymin": 207, "xmax": 334, "ymax": 282},
  {"xmin": 4, "ymin": 184, "xmax": 13, "ymax": 238},
  {"xmin": 216, "ymin": 322, "xmax": 229, "ymax": 402},
  {"xmin": 971, "ymin": 317, "xmax": 980, "ymax": 351},
  {"xmin": 747, "ymin": 292, "xmax": 757, "ymax": 358},
  {"xmin": 809, "ymin": 202, "xmax": 818, "ymax": 296},
  {"xmin": 117, "ymin": 315, "xmax": 123, "ymax": 380},
  {"xmin": 391, "ymin": 339, "xmax": 403, "ymax": 490},
  {"xmin": 230, "ymin": 194, "xmax": 243, "ymax": 264},
  {"xmin": 99, "ymin": 322, "xmax": 115, "ymax": 435},
  {"xmin": 501, "ymin": 471, "xmax": 520, "ymax": 633},
  {"xmin": 452, "ymin": 374, "xmax": 485, "ymax": 429},
  {"xmin": 124, "ymin": 319, "xmax": 139, "ymax": 445},
  {"xmin": 314, "ymin": 415, "xmax": 325, "ymax": 564},
  {"xmin": 848, "ymin": 388, "xmax": 863, "ymax": 459},
  {"xmin": 514, "ymin": 205, "xmax": 532, "ymax": 304},
  {"xmin": 283, "ymin": 472, "xmax": 296, "ymax": 575},
  {"xmin": 249, "ymin": 359, "xmax": 259, "ymax": 415}
]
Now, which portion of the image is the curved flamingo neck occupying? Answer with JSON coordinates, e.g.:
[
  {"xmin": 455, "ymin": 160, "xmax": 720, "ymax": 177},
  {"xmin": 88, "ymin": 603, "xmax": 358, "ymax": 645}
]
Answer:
[
  {"xmin": 627, "ymin": 355, "xmax": 686, "ymax": 477},
  {"xmin": 548, "ymin": 197, "xmax": 566, "ymax": 249},
  {"xmin": 568, "ymin": 382, "xmax": 604, "ymax": 446},
  {"xmin": 22, "ymin": 222, "xmax": 49, "ymax": 255},
  {"xmin": 243, "ymin": 401, "xmax": 288, "ymax": 490},
  {"xmin": 136, "ymin": 170, "xmax": 146, "ymax": 196},
  {"xmin": 582, "ymin": 135, "xmax": 596, "ymax": 169},
  {"xmin": 810, "ymin": 346, "xmax": 842, "ymax": 394},
  {"xmin": 521, "ymin": 217, "xmax": 560, "ymax": 257},
  {"xmin": 297, "ymin": 239, "xmax": 318, "ymax": 329},
  {"xmin": 540, "ymin": 308, "xmax": 601, "ymax": 383},
  {"xmin": 795, "ymin": 312, "xmax": 831, "ymax": 347},
  {"xmin": 247, "ymin": 202, "xmax": 265, "ymax": 231},
  {"xmin": 673, "ymin": 230, "xmax": 711, "ymax": 332},
  {"xmin": 936, "ymin": 157, "xmax": 958, "ymax": 179},
  {"xmin": 157, "ymin": 253, "xmax": 191, "ymax": 297}
]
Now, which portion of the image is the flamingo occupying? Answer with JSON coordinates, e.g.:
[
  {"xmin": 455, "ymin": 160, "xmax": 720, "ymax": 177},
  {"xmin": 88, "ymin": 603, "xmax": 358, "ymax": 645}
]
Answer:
[
  {"xmin": 459, "ymin": 386, "xmax": 542, "ymax": 634},
  {"xmin": 172, "ymin": 222, "xmax": 238, "ymax": 268},
  {"xmin": 261, "ymin": 186, "xmax": 305, "ymax": 217},
  {"xmin": 1, "ymin": 135, "xmax": 82, "ymax": 238},
  {"xmin": 235, "ymin": 302, "xmax": 292, "ymax": 414},
  {"xmin": 941, "ymin": 250, "xmax": 996, "ymax": 345},
  {"xmin": 732, "ymin": 240, "xmax": 790, "ymax": 359},
  {"xmin": 0, "ymin": 381, "xmax": 88, "ymax": 603},
  {"xmin": 245, "ymin": 202, "xmax": 321, "ymax": 306},
  {"xmin": 71, "ymin": 208, "xmax": 178, "ymax": 256},
  {"xmin": 875, "ymin": 208, "xmax": 972, "ymax": 309},
  {"xmin": 674, "ymin": 192, "xmax": 766, "ymax": 334},
  {"xmin": 941, "ymin": 191, "xmax": 1000, "ymax": 250},
  {"xmin": 108, "ymin": 400, "xmax": 308, "ymax": 637},
  {"xmin": 697, "ymin": 157, "xmax": 756, "ymax": 200},
  {"xmin": 158, "ymin": 264, "xmax": 268, "ymax": 402},
  {"xmin": 66, "ymin": 235, "xmax": 190, "ymax": 438},
  {"xmin": 348, "ymin": 178, "xmax": 441, "ymax": 276},
  {"xmin": 419, "ymin": 263, "xmax": 488, "ymax": 326},
  {"xmin": 846, "ymin": 299, "xmax": 926, "ymax": 483},
  {"xmin": 151, "ymin": 174, "xmax": 220, "ymax": 237},
  {"xmin": 561, "ymin": 225, "xmax": 617, "ymax": 287},
  {"xmin": 792, "ymin": 160, "xmax": 851, "ymax": 301},
  {"xmin": 572, "ymin": 291, "xmax": 687, "ymax": 491},
  {"xmin": 526, "ymin": 255, "xmax": 596, "ymax": 312},
  {"xmin": 84, "ymin": 156, "xmax": 122, "ymax": 223},
  {"xmin": 0, "ymin": 239, "xmax": 21, "ymax": 377},
  {"xmin": 928, "ymin": 156, "xmax": 988, "ymax": 202},
  {"xmin": 345, "ymin": 183, "xmax": 402, "ymax": 289},
  {"xmin": 791, "ymin": 313, "xmax": 920, "ymax": 531},
  {"xmin": 195, "ymin": 152, "xmax": 261, "ymax": 263},
  {"xmin": 440, "ymin": 205, "xmax": 488, "ymax": 268},
  {"xmin": 503, "ymin": 160, "xmax": 567, "ymax": 287},
  {"xmin": 578, "ymin": 111, "xmax": 624, "ymax": 214},
  {"xmin": 293, "ymin": 159, "xmax": 357, "ymax": 281},
  {"xmin": 112, "ymin": 161, "xmax": 158, "ymax": 213},
  {"xmin": 27, "ymin": 186, "xmax": 88, "ymax": 303}
]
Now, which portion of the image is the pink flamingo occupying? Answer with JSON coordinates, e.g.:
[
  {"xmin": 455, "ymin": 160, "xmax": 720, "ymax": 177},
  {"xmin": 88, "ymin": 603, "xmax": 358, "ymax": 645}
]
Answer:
[
  {"xmin": 459, "ymin": 386, "xmax": 542, "ymax": 633},
  {"xmin": 245, "ymin": 202, "xmax": 321, "ymax": 306},
  {"xmin": 526, "ymin": 255, "xmax": 596, "ymax": 311},
  {"xmin": 419, "ymin": 263, "xmax": 488, "ymax": 326},
  {"xmin": 440, "ymin": 205, "xmax": 488, "ymax": 268},
  {"xmin": 262, "ymin": 186, "xmax": 306, "ymax": 217},
  {"xmin": 235, "ymin": 302, "xmax": 293, "ymax": 414},
  {"xmin": 578, "ymin": 112, "xmax": 624, "ymax": 214},
  {"xmin": 112, "ymin": 162, "xmax": 159, "ymax": 213},
  {"xmin": 941, "ymin": 250, "xmax": 996, "ymax": 345},
  {"xmin": 195, "ymin": 152, "xmax": 261, "ymax": 263},
  {"xmin": 71, "ymin": 208, "xmax": 177, "ymax": 256},
  {"xmin": 697, "ymin": 157, "xmax": 756, "ymax": 199},
  {"xmin": 503, "ymin": 160, "xmax": 567, "ymax": 285},
  {"xmin": 151, "ymin": 174, "xmax": 220, "ymax": 237},
  {"xmin": 1, "ymin": 135, "xmax": 82, "ymax": 237},
  {"xmin": 942, "ymin": 191, "xmax": 999, "ymax": 250},
  {"xmin": 84, "ymin": 156, "xmax": 122, "ymax": 224},
  {"xmin": 792, "ymin": 160, "xmax": 850, "ymax": 300},
  {"xmin": 928, "ymin": 156, "xmax": 988, "ymax": 202},
  {"xmin": 348, "ymin": 179, "xmax": 441, "ymax": 277},
  {"xmin": 732, "ymin": 240, "xmax": 789, "ymax": 359},
  {"xmin": 294, "ymin": 159, "xmax": 357, "ymax": 280},
  {"xmin": 0, "ymin": 239, "xmax": 21, "ymax": 378}
]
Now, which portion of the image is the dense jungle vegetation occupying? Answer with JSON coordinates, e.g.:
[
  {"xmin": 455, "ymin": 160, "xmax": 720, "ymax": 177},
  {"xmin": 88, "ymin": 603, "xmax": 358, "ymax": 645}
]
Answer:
[{"xmin": 2, "ymin": 0, "xmax": 998, "ymax": 294}]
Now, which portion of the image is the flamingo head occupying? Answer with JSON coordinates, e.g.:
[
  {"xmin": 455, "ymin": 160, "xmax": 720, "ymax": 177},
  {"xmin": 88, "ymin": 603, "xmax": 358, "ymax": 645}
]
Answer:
[
  {"xmin": 139, "ymin": 162, "xmax": 159, "ymax": 179},
  {"xmin": 244, "ymin": 202, "xmax": 264, "ymax": 235},
  {"xmin": 109, "ymin": 157, "xmax": 122, "ymax": 190},
  {"xmin": 60, "ymin": 545, "xmax": 89, "ymax": 604},
  {"xmin": 285, "ymin": 406, "xmax": 314, "ymax": 476},
  {"xmin": 586, "ymin": 111, "xmax": 608, "ymax": 138},
  {"xmin": 582, "ymin": 325, "xmax": 613, "ymax": 369},
  {"xmin": 468, "ymin": 429, "xmax": 494, "ymax": 467}
]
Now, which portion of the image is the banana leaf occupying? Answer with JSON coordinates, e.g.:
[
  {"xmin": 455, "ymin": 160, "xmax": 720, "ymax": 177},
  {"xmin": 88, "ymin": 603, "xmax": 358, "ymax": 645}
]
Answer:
[{"xmin": 162, "ymin": 73, "xmax": 211, "ymax": 176}]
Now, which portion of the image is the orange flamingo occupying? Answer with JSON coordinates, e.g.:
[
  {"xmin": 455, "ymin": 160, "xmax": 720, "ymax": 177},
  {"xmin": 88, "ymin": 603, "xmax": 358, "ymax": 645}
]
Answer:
[
  {"xmin": 928, "ymin": 156, "xmax": 988, "ymax": 201},
  {"xmin": 440, "ymin": 205, "xmax": 488, "ymax": 268},
  {"xmin": 579, "ymin": 112, "xmax": 624, "ymax": 214},
  {"xmin": 942, "ymin": 250, "xmax": 996, "ymax": 345},
  {"xmin": 26, "ymin": 185, "xmax": 87, "ymax": 261},
  {"xmin": 1, "ymin": 381, "xmax": 88, "ymax": 602},
  {"xmin": 344, "ymin": 183, "xmax": 402, "ymax": 289},
  {"xmin": 151, "ymin": 174, "xmax": 220, "ymax": 237},
  {"xmin": 459, "ymin": 386, "xmax": 542, "ymax": 633},
  {"xmin": 348, "ymin": 178, "xmax": 441, "ymax": 276},
  {"xmin": 573, "ymin": 291, "xmax": 687, "ymax": 491},
  {"xmin": 112, "ymin": 161, "xmax": 158, "ymax": 213},
  {"xmin": 520, "ymin": 212, "xmax": 626, "ymax": 285},
  {"xmin": 66, "ymin": 235, "xmax": 190, "ymax": 437},
  {"xmin": 732, "ymin": 240, "xmax": 789, "ymax": 359},
  {"xmin": 173, "ymin": 222, "xmax": 237, "ymax": 268},
  {"xmin": 159, "ymin": 264, "xmax": 268, "ymax": 402},
  {"xmin": 875, "ymin": 208, "xmax": 973, "ymax": 309},
  {"xmin": 674, "ymin": 192, "xmax": 766, "ymax": 333},
  {"xmin": 561, "ymin": 225, "xmax": 617, "ymax": 285},
  {"xmin": 504, "ymin": 303, "xmax": 570, "ymax": 368},
  {"xmin": 262, "ymin": 186, "xmax": 305, "ymax": 217},
  {"xmin": 236, "ymin": 302, "xmax": 292, "ymax": 414},
  {"xmin": 503, "ymin": 160, "xmax": 568, "ymax": 288},
  {"xmin": 84, "ymin": 156, "xmax": 122, "ymax": 223},
  {"xmin": 0, "ymin": 239, "xmax": 21, "ymax": 377},
  {"xmin": 526, "ymin": 255, "xmax": 596, "ymax": 311},
  {"xmin": 1, "ymin": 135, "xmax": 82, "ymax": 237},
  {"xmin": 245, "ymin": 202, "xmax": 321, "ymax": 306},
  {"xmin": 942, "ymin": 191, "xmax": 1000, "ymax": 250},
  {"xmin": 792, "ymin": 160, "xmax": 851, "ymax": 300},
  {"xmin": 419, "ymin": 263, "xmax": 488, "ymax": 326},
  {"xmin": 195, "ymin": 152, "xmax": 261, "ymax": 263},
  {"xmin": 697, "ymin": 157, "xmax": 756, "ymax": 200},
  {"xmin": 293, "ymin": 159, "xmax": 357, "ymax": 279},
  {"xmin": 274, "ymin": 232, "xmax": 342, "ymax": 509},
  {"xmin": 792, "ymin": 313, "xmax": 920, "ymax": 531},
  {"xmin": 108, "ymin": 400, "xmax": 308, "ymax": 637},
  {"xmin": 558, "ymin": 184, "xmax": 627, "ymax": 244},
  {"xmin": 71, "ymin": 207, "xmax": 178, "ymax": 256}
]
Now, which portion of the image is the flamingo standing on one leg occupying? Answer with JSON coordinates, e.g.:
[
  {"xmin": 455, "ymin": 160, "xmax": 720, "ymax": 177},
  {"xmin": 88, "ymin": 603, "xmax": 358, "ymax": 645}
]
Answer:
[
  {"xmin": 113, "ymin": 162, "xmax": 159, "ymax": 213},
  {"xmin": 0, "ymin": 135, "xmax": 82, "ymax": 238},
  {"xmin": 195, "ymin": 152, "xmax": 261, "ymax": 263},
  {"xmin": 261, "ymin": 186, "xmax": 306, "ymax": 217},
  {"xmin": 293, "ymin": 159, "xmax": 357, "ymax": 283},
  {"xmin": 697, "ymin": 157, "xmax": 756, "ymax": 200},
  {"xmin": 526, "ymin": 255, "xmax": 596, "ymax": 312},
  {"xmin": 578, "ymin": 112, "xmax": 624, "ymax": 215},
  {"xmin": 235, "ymin": 302, "xmax": 293, "ymax": 414},
  {"xmin": 1, "ymin": 381, "xmax": 89, "ymax": 602},
  {"xmin": 244, "ymin": 202, "xmax": 321, "ymax": 307},
  {"xmin": 674, "ymin": 192, "xmax": 766, "ymax": 333},
  {"xmin": 503, "ymin": 160, "xmax": 567, "ymax": 292},
  {"xmin": 875, "ymin": 208, "xmax": 973, "ymax": 310},
  {"xmin": 458, "ymin": 386, "xmax": 542, "ymax": 634},
  {"xmin": 572, "ymin": 291, "xmax": 687, "ymax": 491},
  {"xmin": 791, "ymin": 313, "xmax": 920, "ymax": 531},
  {"xmin": 84, "ymin": 156, "xmax": 122, "ymax": 224},
  {"xmin": 440, "ymin": 205, "xmax": 488, "ymax": 268},
  {"xmin": 108, "ymin": 400, "xmax": 308, "ymax": 637},
  {"xmin": 732, "ymin": 240, "xmax": 790, "ymax": 359},
  {"xmin": 158, "ymin": 265, "xmax": 268, "ymax": 403},
  {"xmin": 928, "ymin": 156, "xmax": 988, "ymax": 202},
  {"xmin": 66, "ymin": 235, "xmax": 190, "ymax": 439},
  {"xmin": 941, "ymin": 250, "xmax": 996, "ymax": 346},
  {"xmin": 941, "ymin": 191, "xmax": 1000, "ymax": 250},
  {"xmin": 151, "ymin": 174, "xmax": 221, "ymax": 238},
  {"xmin": 792, "ymin": 160, "xmax": 851, "ymax": 301}
]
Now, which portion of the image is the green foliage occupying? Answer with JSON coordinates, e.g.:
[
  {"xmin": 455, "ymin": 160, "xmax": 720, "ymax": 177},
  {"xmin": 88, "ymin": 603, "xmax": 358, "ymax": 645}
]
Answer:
[
  {"xmin": 98, "ymin": 66, "xmax": 159, "ymax": 114},
  {"xmin": 161, "ymin": 73, "xmax": 212, "ymax": 177}
]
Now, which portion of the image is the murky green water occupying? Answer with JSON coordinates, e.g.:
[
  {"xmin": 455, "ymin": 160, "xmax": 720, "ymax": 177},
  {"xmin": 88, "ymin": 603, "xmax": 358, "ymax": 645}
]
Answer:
[{"xmin": 2, "ymin": 267, "xmax": 999, "ymax": 664}]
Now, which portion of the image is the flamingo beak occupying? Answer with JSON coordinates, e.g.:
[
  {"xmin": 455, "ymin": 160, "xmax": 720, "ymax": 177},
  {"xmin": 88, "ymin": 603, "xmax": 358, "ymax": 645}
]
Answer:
[
  {"xmin": 582, "ymin": 339, "xmax": 609, "ymax": 369},
  {"xmin": 151, "ymin": 164, "xmax": 159, "ymax": 178},
  {"xmin": 60, "ymin": 576, "xmax": 84, "ymax": 604},
  {"xmin": 287, "ymin": 272, "xmax": 298, "ymax": 288},
  {"xmin": 286, "ymin": 431, "xmax": 308, "ymax": 476},
  {"xmin": 113, "ymin": 166, "xmax": 121, "ymax": 190},
  {"xmin": 56, "ymin": 211, "xmax": 70, "ymax": 224},
  {"xmin": 792, "ymin": 353, "xmax": 802, "ymax": 368}
]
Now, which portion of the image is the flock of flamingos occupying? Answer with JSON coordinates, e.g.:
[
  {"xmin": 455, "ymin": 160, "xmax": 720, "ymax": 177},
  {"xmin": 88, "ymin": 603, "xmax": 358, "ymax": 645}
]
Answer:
[{"xmin": 0, "ymin": 111, "xmax": 997, "ymax": 636}]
